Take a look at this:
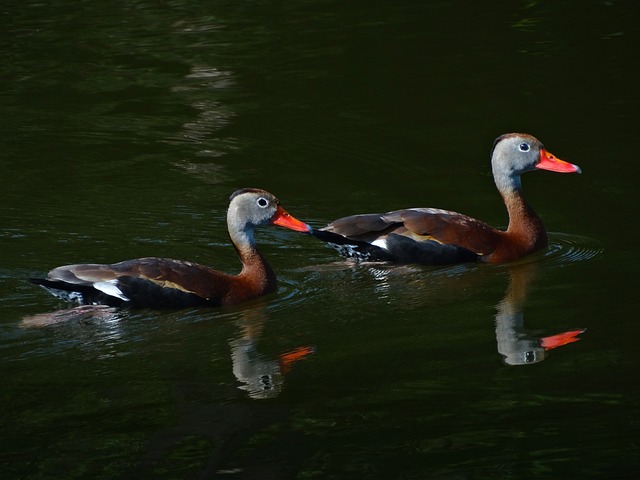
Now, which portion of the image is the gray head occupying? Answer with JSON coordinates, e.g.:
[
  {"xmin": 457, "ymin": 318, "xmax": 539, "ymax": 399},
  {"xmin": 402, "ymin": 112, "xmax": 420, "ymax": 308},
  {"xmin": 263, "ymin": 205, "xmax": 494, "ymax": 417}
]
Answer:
[
  {"xmin": 226, "ymin": 188, "xmax": 310, "ymax": 246},
  {"xmin": 490, "ymin": 133, "xmax": 581, "ymax": 193},
  {"xmin": 228, "ymin": 188, "xmax": 282, "ymax": 230}
]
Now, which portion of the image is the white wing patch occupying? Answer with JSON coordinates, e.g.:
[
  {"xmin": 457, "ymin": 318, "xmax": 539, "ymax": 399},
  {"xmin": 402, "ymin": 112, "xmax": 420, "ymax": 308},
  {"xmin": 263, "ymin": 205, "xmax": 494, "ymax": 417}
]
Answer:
[
  {"xmin": 93, "ymin": 280, "xmax": 129, "ymax": 301},
  {"xmin": 371, "ymin": 238, "xmax": 388, "ymax": 250}
]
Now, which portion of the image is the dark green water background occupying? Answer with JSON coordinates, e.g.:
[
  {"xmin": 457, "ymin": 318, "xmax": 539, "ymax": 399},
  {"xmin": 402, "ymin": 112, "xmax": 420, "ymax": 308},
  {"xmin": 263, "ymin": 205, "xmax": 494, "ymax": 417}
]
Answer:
[{"xmin": 2, "ymin": 1, "xmax": 638, "ymax": 478}]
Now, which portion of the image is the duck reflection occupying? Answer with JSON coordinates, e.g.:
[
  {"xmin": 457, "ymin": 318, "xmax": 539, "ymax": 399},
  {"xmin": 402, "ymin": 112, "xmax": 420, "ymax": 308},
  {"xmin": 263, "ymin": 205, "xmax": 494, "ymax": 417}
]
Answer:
[
  {"xmin": 229, "ymin": 307, "xmax": 314, "ymax": 399},
  {"xmin": 495, "ymin": 262, "xmax": 585, "ymax": 365},
  {"xmin": 20, "ymin": 304, "xmax": 123, "ymax": 328},
  {"xmin": 20, "ymin": 304, "xmax": 313, "ymax": 398},
  {"xmin": 336, "ymin": 259, "xmax": 585, "ymax": 365}
]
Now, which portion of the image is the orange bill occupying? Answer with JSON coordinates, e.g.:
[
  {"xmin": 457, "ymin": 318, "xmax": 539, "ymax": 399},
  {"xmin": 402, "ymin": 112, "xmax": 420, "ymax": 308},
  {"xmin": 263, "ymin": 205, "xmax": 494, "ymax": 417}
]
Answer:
[
  {"xmin": 271, "ymin": 205, "xmax": 312, "ymax": 233},
  {"xmin": 537, "ymin": 149, "xmax": 582, "ymax": 174}
]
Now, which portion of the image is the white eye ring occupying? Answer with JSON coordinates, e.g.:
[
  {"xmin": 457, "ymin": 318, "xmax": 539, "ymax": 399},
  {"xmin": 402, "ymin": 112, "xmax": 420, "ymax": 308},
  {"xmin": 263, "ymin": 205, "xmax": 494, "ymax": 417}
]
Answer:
[
  {"xmin": 256, "ymin": 197, "xmax": 269, "ymax": 208},
  {"xmin": 518, "ymin": 142, "xmax": 530, "ymax": 152}
]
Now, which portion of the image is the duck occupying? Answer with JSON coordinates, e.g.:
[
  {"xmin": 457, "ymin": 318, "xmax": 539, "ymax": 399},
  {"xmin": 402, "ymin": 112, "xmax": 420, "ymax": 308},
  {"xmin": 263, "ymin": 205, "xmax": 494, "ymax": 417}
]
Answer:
[
  {"xmin": 311, "ymin": 133, "xmax": 581, "ymax": 265},
  {"xmin": 30, "ymin": 188, "xmax": 312, "ymax": 308}
]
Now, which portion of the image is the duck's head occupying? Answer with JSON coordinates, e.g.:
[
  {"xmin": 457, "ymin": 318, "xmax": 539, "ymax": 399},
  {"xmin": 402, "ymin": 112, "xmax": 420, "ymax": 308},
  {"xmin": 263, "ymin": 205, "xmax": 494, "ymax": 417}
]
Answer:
[
  {"xmin": 491, "ymin": 133, "xmax": 581, "ymax": 192},
  {"xmin": 227, "ymin": 188, "xmax": 311, "ymax": 234}
]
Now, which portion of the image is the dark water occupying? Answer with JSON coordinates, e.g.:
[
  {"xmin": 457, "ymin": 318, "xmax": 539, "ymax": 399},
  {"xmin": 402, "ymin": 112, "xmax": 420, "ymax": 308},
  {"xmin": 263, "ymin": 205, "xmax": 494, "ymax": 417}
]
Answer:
[{"xmin": 2, "ymin": 0, "xmax": 638, "ymax": 478}]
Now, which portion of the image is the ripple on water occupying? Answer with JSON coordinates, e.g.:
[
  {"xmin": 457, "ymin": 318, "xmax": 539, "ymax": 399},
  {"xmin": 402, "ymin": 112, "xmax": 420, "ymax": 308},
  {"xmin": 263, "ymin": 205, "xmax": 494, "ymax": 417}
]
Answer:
[
  {"xmin": 540, "ymin": 232, "xmax": 603, "ymax": 267},
  {"xmin": 281, "ymin": 232, "xmax": 603, "ymax": 316},
  {"xmin": 266, "ymin": 273, "xmax": 308, "ymax": 313}
]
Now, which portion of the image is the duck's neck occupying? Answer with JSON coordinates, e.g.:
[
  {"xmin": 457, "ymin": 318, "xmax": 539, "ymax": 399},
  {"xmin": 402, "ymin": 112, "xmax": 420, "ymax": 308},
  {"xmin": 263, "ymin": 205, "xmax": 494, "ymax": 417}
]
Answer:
[
  {"xmin": 500, "ymin": 186, "xmax": 548, "ymax": 251},
  {"xmin": 229, "ymin": 225, "xmax": 277, "ymax": 295}
]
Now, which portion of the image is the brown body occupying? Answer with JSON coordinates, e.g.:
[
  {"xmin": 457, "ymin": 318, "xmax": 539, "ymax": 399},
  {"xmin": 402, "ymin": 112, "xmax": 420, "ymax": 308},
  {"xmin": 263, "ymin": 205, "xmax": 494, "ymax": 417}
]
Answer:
[
  {"xmin": 31, "ymin": 189, "xmax": 311, "ymax": 308},
  {"xmin": 315, "ymin": 133, "xmax": 581, "ymax": 265}
]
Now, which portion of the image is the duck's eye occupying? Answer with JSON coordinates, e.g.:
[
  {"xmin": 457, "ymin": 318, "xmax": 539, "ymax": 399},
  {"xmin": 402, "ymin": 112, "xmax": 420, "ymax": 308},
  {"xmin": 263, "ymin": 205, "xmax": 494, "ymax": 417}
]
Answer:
[
  {"xmin": 256, "ymin": 197, "xmax": 269, "ymax": 208},
  {"xmin": 518, "ymin": 142, "xmax": 530, "ymax": 152}
]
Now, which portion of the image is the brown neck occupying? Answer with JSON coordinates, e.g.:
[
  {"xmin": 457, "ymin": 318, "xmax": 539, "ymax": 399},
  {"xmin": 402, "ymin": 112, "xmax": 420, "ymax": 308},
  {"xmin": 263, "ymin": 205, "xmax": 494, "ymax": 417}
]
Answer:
[
  {"xmin": 234, "ymin": 244, "xmax": 278, "ymax": 296},
  {"xmin": 502, "ymin": 189, "xmax": 548, "ymax": 252}
]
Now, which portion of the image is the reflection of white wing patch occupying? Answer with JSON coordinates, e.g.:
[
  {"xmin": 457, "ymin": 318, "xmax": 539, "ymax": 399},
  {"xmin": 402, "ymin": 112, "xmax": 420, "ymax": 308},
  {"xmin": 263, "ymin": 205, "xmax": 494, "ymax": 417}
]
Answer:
[
  {"xmin": 329, "ymin": 243, "xmax": 369, "ymax": 261},
  {"xmin": 37, "ymin": 285, "xmax": 85, "ymax": 304},
  {"xmin": 94, "ymin": 281, "xmax": 129, "ymax": 301}
]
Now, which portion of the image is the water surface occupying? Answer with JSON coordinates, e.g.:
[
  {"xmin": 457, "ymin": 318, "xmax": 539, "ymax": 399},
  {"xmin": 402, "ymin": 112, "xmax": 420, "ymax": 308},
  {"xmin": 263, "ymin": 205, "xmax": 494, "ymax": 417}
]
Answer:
[{"xmin": 1, "ymin": 1, "xmax": 638, "ymax": 478}]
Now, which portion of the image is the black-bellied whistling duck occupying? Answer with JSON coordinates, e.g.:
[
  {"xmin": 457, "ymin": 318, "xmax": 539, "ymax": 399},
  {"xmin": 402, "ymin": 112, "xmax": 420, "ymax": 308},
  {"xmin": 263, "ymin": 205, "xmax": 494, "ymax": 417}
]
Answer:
[
  {"xmin": 311, "ymin": 133, "xmax": 581, "ymax": 265},
  {"xmin": 30, "ymin": 188, "xmax": 311, "ymax": 308}
]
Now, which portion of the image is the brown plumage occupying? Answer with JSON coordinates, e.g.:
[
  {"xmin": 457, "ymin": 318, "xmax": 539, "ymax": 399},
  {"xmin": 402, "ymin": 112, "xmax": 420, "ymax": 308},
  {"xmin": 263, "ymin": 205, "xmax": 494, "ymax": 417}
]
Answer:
[
  {"xmin": 30, "ymin": 188, "xmax": 311, "ymax": 308},
  {"xmin": 312, "ymin": 133, "xmax": 581, "ymax": 265}
]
